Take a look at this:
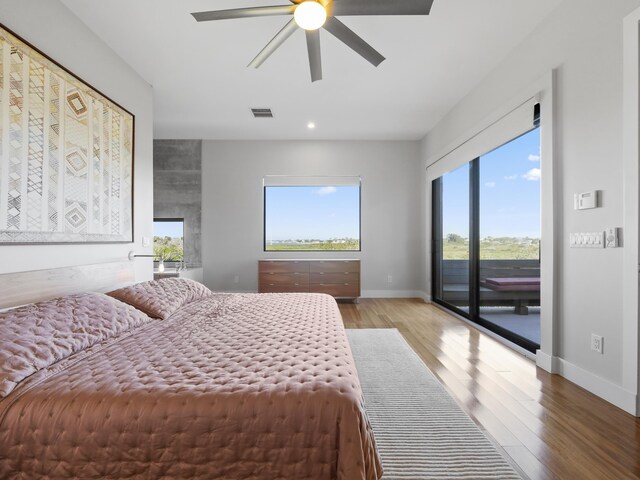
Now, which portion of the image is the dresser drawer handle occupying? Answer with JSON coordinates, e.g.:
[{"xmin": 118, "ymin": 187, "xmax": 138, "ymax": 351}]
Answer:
[
  {"xmin": 294, "ymin": 283, "xmax": 299, "ymax": 286},
  {"xmin": 269, "ymin": 283, "xmax": 275, "ymax": 286}
]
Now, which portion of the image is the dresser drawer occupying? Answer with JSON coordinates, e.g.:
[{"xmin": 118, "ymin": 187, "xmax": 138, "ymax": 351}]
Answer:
[
  {"xmin": 259, "ymin": 273, "xmax": 309, "ymax": 286},
  {"xmin": 259, "ymin": 261, "xmax": 309, "ymax": 274},
  {"xmin": 259, "ymin": 260, "xmax": 361, "ymax": 299},
  {"xmin": 260, "ymin": 284, "xmax": 309, "ymax": 293},
  {"xmin": 310, "ymin": 283, "xmax": 361, "ymax": 298},
  {"xmin": 309, "ymin": 272, "xmax": 359, "ymax": 285},
  {"xmin": 309, "ymin": 260, "xmax": 360, "ymax": 274}
]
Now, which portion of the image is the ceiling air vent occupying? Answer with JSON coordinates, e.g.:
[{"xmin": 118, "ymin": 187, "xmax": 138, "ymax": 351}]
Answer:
[{"xmin": 251, "ymin": 108, "xmax": 273, "ymax": 118}]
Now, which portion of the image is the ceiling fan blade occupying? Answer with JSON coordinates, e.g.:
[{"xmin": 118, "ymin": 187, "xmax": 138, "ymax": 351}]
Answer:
[
  {"xmin": 305, "ymin": 30, "xmax": 323, "ymax": 82},
  {"xmin": 191, "ymin": 5, "xmax": 295, "ymax": 22},
  {"xmin": 323, "ymin": 17, "xmax": 384, "ymax": 67},
  {"xmin": 248, "ymin": 19, "xmax": 299, "ymax": 69},
  {"xmin": 331, "ymin": 0, "xmax": 434, "ymax": 16}
]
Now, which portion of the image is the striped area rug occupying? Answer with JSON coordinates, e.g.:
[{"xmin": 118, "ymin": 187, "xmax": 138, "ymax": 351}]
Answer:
[{"xmin": 347, "ymin": 328, "xmax": 524, "ymax": 480}]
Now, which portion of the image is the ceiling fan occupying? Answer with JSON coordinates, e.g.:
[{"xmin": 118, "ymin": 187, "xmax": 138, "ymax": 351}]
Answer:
[{"xmin": 191, "ymin": 0, "xmax": 435, "ymax": 82}]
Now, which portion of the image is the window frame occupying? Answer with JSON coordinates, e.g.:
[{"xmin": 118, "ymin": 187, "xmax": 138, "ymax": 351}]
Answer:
[{"xmin": 262, "ymin": 182, "xmax": 362, "ymax": 253}]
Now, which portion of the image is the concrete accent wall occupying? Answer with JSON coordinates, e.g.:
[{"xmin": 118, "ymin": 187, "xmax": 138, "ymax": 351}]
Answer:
[{"xmin": 153, "ymin": 140, "xmax": 202, "ymax": 267}]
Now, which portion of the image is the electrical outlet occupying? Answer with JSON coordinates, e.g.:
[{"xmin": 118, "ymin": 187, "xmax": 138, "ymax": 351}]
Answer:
[
  {"xmin": 233, "ymin": 275, "xmax": 240, "ymax": 284},
  {"xmin": 591, "ymin": 334, "xmax": 604, "ymax": 354},
  {"xmin": 387, "ymin": 274, "xmax": 393, "ymax": 284}
]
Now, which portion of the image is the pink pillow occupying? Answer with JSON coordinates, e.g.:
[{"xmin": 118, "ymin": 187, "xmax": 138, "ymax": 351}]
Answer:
[
  {"xmin": 0, "ymin": 293, "xmax": 152, "ymax": 398},
  {"xmin": 107, "ymin": 278, "xmax": 211, "ymax": 319}
]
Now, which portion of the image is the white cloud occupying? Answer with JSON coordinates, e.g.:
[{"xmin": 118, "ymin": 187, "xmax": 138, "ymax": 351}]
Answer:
[
  {"xmin": 522, "ymin": 168, "xmax": 541, "ymax": 181},
  {"xmin": 484, "ymin": 181, "xmax": 496, "ymax": 188},
  {"xmin": 315, "ymin": 186, "xmax": 337, "ymax": 195},
  {"xmin": 528, "ymin": 154, "xmax": 541, "ymax": 162},
  {"xmin": 504, "ymin": 174, "xmax": 518, "ymax": 181}
]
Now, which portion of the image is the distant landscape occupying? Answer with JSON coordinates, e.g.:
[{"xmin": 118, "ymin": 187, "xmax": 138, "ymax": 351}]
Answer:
[
  {"xmin": 154, "ymin": 236, "xmax": 184, "ymax": 261},
  {"xmin": 266, "ymin": 238, "xmax": 360, "ymax": 251},
  {"xmin": 443, "ymin": 234, "xmax": 539, "ymax": 260}
]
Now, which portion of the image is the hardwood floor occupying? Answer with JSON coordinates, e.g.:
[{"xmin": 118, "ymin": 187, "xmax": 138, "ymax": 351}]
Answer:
[{"xmin": 339, "ymin": 298, "xmax": 640, "ymax": 480}]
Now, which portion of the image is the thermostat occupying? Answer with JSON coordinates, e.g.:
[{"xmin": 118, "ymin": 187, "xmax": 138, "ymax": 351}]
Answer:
[{"xmin": 574, "ymin": 190, "xmax": 598, "ymax": 210}]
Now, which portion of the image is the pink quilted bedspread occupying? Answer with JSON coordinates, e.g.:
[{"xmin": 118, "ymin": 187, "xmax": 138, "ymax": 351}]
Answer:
[{"xmin": 0, "ymin": 292, "xmax": 382, "ymax": 480}]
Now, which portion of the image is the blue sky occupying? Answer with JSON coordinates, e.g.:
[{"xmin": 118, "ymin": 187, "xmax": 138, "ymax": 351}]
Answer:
[
  {"xmin": 154, "ymin": 220, "xmax": 184, "ymax": 238},
  {"xmin": 265, "ymin": 186, "xmax": 360, "ymax": 241},
  {"xmin": 443, "ymin": 128, "xmax": 541, "ymax": 238}
]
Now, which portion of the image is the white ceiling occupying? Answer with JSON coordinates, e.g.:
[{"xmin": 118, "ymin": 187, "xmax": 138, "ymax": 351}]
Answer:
[{"xmin": 61, "ymin": 0, "xmax": 562, "ymax": 140}]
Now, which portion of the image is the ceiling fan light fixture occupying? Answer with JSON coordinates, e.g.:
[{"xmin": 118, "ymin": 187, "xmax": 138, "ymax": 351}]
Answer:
[{"xmin": 294, "ymin": 1, "xmax": 327, "ymax": 31}]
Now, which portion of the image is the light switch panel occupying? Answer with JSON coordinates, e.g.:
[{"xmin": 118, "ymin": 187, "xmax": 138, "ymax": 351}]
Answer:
[
  {"xmin": 570, "ymin": 232, "xmax": 604, "ymax": 248},
  {"xmin": 142, "ymin": 236, "xmax": 151, "ymax": 248}
]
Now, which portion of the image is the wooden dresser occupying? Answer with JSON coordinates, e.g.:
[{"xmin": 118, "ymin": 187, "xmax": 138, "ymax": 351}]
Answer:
[{"xmin": 259, "ymin": 259, "xmax": 361, "ymax": 300}]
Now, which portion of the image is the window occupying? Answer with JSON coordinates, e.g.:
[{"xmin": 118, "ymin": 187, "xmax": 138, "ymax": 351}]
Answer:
[
  {"xmin": 479, "ymin": 129, "xmax": 541, "ymax": 263},
  {"xmin": 263, "ymin": 177, "xmax": 361, "ymax": 251},
  {"xmin": 153, "ymin": 219, "xmax": 184, "ymax": 261}
]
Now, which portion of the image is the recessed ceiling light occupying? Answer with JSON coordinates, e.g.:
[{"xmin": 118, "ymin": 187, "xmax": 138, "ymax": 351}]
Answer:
[{"xmin": 307, "ymin": 122, "xmax": 316, "ymax": 129}]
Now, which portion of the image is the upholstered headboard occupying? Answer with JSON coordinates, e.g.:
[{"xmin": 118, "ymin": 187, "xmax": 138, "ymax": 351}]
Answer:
[{"xmin": 0, "ymin": 262, "xmax": 135, "ymax": 309}]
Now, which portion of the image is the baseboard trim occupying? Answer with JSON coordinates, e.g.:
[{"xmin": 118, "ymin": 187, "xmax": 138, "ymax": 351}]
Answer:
[
  {"xmin": 541, "ymin": 355, "xmax": 637, "ymax": 415},
  {"xmin": 361, "ymin": 290, "xmax": 430, "ymax": 302},
  {"xmin": 420, "ymin": 292, "xmax": 431, "ymax": 303},
  {"xmin": 561, "ymin": 359, "xmax": 638, "ymax": 415},
  {"xmin": 535, "ymin": 350, "xmax": 556, "ymax": 373}
]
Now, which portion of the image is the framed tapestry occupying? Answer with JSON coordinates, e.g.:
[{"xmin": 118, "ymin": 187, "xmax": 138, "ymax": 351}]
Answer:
[{"xmin": 0, "ymin": 24, "xmax": 134, "ymax": 244}]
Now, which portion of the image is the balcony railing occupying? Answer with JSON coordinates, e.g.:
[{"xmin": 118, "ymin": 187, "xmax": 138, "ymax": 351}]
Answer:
[{"xmin": 440, "ymin": 259, "xmax": 540, "ymax": 313}]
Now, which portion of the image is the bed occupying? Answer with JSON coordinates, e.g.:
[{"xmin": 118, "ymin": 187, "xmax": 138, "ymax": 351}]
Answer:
[{"xmin": 0, "ymin": 277, "xmax": 382, "ymax": 479}]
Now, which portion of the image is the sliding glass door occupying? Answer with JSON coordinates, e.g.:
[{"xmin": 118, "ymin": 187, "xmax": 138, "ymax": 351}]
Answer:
[
  {"xmin": 478, "ymin": 129, "xmax": 541, "ymax": 348},
  {"xmin": 432, "ymin": 126, "xmax": 541, "ymax": 352},
  {"xmin": 432, "ymin": 164, "xmax": 471, "ymax": 312}
]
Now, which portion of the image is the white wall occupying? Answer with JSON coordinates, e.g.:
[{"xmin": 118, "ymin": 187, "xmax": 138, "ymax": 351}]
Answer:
[
  {"xmin": 202, "ymin": 140, "xmax": 425, "ymax": 297},
  {"xmin": 0, "ymin": 0, "xmax": 154, "ymax": 281},
  {"xmin": 421, "ymin": 0, "xmax": 640, "ymax": 413}
]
